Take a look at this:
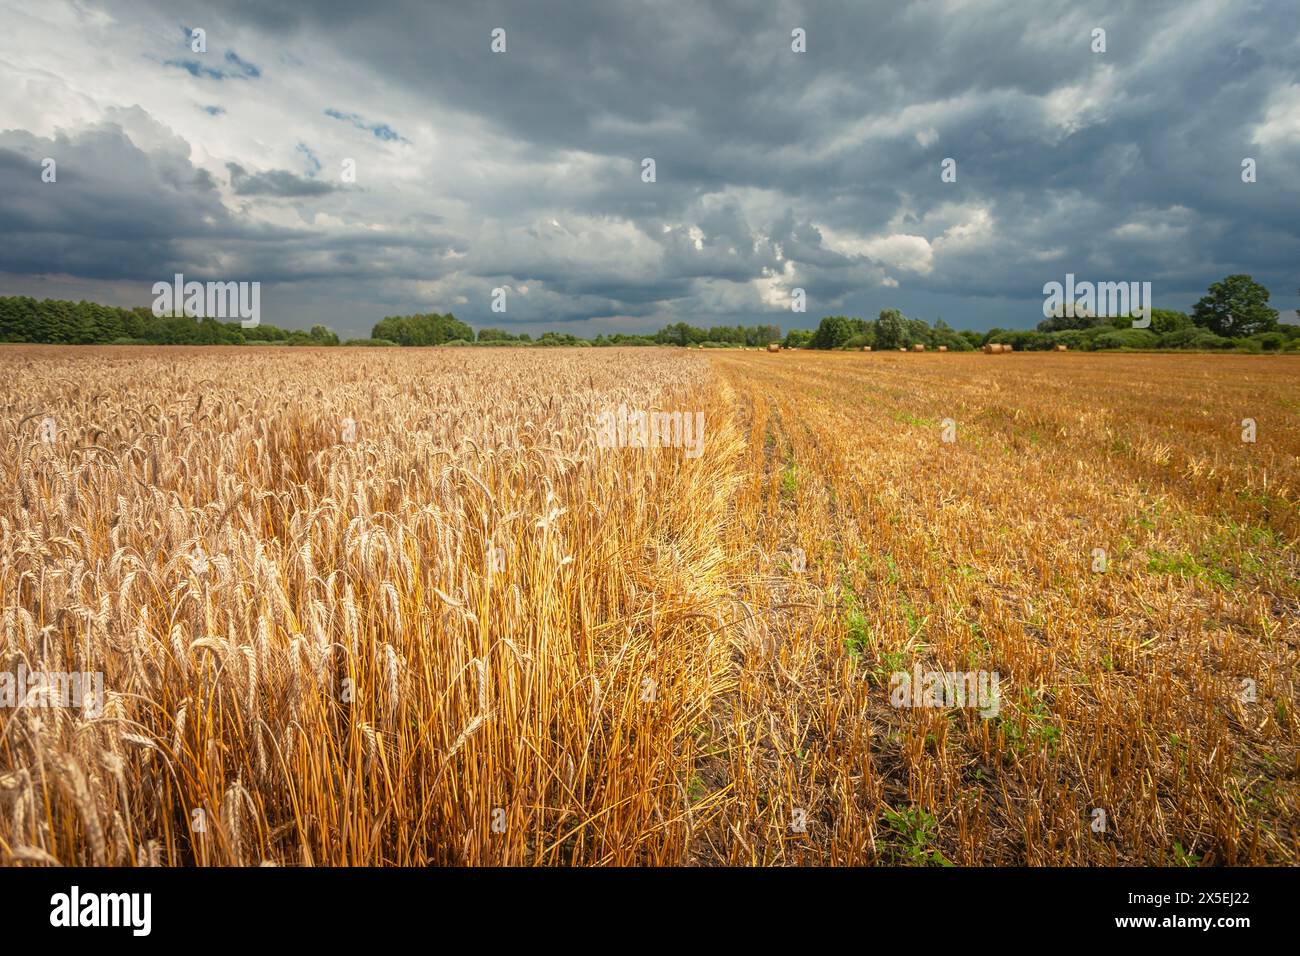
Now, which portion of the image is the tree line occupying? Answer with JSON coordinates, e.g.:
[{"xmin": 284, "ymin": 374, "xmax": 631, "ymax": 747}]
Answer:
[
  {"xmin": 0, "ymin": 297, "xmax": 340, "ymax": 346},
  {"xmin": 796, "ymin": 275, "xmax": 1299, "ymax": 353},
  {"xmin": 2, "ymin": 275, "xmax": 1294, "ymax": 352}
]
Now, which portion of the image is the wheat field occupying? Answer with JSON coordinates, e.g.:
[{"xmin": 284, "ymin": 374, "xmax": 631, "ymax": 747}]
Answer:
[{"xmin": 0, "ymin": 345, "xmax": 1295, "ymax": 866}]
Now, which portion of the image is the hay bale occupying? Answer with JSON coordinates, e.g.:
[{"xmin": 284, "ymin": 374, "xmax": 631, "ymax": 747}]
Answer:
[
  {"xmin": 1003, "ymin": 343, "xmax": 1014, "ymax": 352},
  {"xmin": 937, "ymin": 345, "xmax": 947, "ymax": 352},
  {"xmin": 982, "ymin": 343, "xmax": 995, "ymax": 354},
  {"xmin": 912, "ymin": 343, "xmax": 926, "ymax": 352},
  {"xmin": 862, "ymin": 346, "xmax": 872, "ymax": 352},
  {"xmin": 898, "ymin": 347, "xmax": 907, "ymax": 352},
  {"xmin": 1055, "ymin": 344, "xmax": 1068, "ymax": 351},
  {"xmin": 767, "ymin": 342, "xmax": 781, "ymax": 353}
]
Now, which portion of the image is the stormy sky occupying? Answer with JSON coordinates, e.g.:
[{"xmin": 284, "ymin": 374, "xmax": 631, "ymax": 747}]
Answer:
[{"xmin": 1, "ymin": 0, "xmax": 1297, "ymax": 338}]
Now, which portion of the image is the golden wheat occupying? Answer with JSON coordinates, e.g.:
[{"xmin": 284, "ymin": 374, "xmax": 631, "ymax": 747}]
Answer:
[{"xmin": 0, "ymin": 345, "xmax": 1295, "ymax": 865}]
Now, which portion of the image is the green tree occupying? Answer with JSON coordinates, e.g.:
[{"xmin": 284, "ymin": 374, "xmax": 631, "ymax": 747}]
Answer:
[
  {"xmin": 747, "ymin": 323, "xmax": 781, "ymax": 346},
  {"xmin": 1149, "ymin": 309, "xmax": 1192, "ymax": 335},
  {"xmin": 874, "ymin": 309, "xmax": 906, "ymax": 350},
  {"xmin": 1037, "ymin": 310, "xmax": 1105, "ymax": 333},
  {"xmin": 810, "ymin": 315, "xmax": 853, "ymax": 349},
  {"xmin": 1192, "ymin": 275, "xmax": 1279, "ymax": 337}
]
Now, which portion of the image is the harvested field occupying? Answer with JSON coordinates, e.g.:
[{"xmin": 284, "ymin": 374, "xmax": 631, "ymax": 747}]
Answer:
[{"xmin": 1, "ymin": 346, "xmax": 1296, "ymax": 865}]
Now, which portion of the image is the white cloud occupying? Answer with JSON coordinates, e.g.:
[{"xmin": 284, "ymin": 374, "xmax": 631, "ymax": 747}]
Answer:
[
  {"xmin": 1252, "ymin": 83, "xmax": 1300, "ymax": 149},
  {"xmin": 819, "ymin": 225, "xmax": 934, "ymax": 275}
]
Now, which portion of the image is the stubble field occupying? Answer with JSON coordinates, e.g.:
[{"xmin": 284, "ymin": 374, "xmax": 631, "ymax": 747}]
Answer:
[{"xmin": 1, "ymin": 345, "xmax": 1296, "ymax": 866}]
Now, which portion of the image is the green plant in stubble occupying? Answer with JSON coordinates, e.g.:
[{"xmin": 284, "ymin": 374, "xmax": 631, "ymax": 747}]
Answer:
[
  {"xmin": 998, "ymin": 689, "xmax": 1061, "ymax": 756},
  {"xmin": 1173, "ymin": 842, "xmax": 1203, "ymax": 867},
  {"xmin": 781, "ymin": 456, "xmax": 798, "ymax": 498},
  {"xmin": 882, "ymin": 806, "xmax": 953, "ymax": 866}
]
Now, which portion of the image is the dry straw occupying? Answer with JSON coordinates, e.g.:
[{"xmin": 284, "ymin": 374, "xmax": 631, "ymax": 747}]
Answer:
[{"xmin": 0, "ymin": 344, "xmax": 1295, "ymax": 866}]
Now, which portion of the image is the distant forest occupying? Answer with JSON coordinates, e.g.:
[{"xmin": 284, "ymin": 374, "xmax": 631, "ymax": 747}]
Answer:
[
  {"xmin": 2, "ymin": 274, "xmax": 1296, "ymax": 352},
  {"xmin": 0, "ymin": 297, "xmax": 342, "ymax": 346}
]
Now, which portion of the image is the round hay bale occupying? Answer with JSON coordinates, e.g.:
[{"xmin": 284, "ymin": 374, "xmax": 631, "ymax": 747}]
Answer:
[
  {"xmin": 912, "ymin": 343, "xmax": 925, "ymax": 352},
  {"xmin": 938, "ymin": 345, "xmax": 947, "ymax": 352},
  {"xmin": 767, "ymin": 342, "xmax": 781, "ymax": 353},
  {"xmin": 1055, "ymin": 344, "xmax": 1068, "ymax": 351}
]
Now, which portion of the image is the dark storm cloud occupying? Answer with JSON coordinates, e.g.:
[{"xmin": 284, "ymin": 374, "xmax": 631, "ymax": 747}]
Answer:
[
  {"xmin": 0, "ymin": 121, "xmax": 456, "ymax": 289},
  {"xmin": 227, "ymin": 161, "xmax": 336, "ymax": 197},
  {"xmin": 0, "ymin": 123, "xmax": 235, "ymax": 278},
  {"xmin": 3, "ymin": 0, "xmax": 1298, "ymax": 337}
]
